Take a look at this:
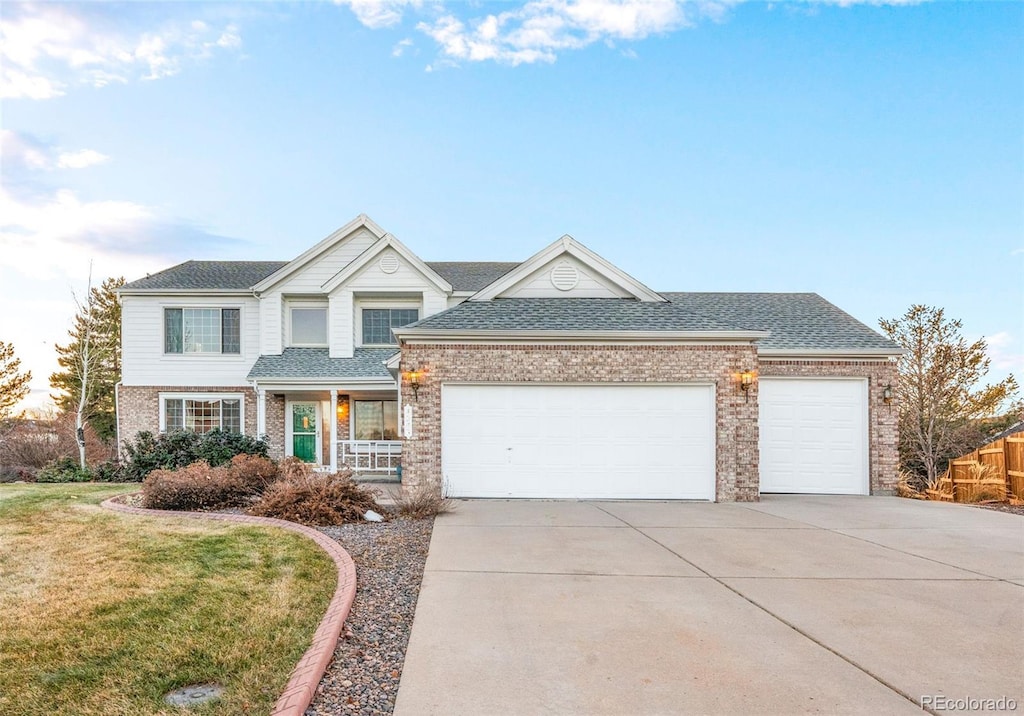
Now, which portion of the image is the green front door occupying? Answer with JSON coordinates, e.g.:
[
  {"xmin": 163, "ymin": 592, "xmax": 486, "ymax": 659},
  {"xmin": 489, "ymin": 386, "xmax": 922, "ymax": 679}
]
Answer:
[{"xmin": 291, "ymin": 403, "xmax": 318, "ymax": 463}]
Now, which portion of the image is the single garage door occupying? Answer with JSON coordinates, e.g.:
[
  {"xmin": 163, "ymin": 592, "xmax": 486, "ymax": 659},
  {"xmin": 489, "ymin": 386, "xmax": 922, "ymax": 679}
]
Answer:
[
  {"xmin": 759, "ymin": 378, "xmax": 868, "ymax": 494},
  {"xmin": 442, "ymin": 384, "xmax": 715, "ymax": 500}
]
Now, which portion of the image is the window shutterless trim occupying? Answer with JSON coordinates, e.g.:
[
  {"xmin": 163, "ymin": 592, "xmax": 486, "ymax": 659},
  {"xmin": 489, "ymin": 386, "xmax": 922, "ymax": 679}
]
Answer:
[
  {"xmin": 163, "ymin": 307, "xmax": 242, "ymax": 355},
  {"xmin": 158, "ymin": 392, "xmax": 245, "ymax": 434}
]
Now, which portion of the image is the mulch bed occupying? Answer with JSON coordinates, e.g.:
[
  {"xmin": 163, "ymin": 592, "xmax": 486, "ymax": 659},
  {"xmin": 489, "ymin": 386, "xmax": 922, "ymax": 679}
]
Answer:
[
  {"xmin": 974, "ymin": 503, "xmax": 1024, "ymax": 516},
  {"xmin": 306, "ymin": 517, "xmax": 434, "ymax": 715}
]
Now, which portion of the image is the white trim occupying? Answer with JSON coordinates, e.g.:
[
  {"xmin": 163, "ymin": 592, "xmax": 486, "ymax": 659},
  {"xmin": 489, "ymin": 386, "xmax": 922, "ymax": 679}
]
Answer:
[
  {"xmin": 758, "ymin": 348, "xmax": 904, "ymax": 359},
  {"xmin": 469, "ymin": 235, "xmax": 666, "ymax": 303},
  {"xmin": 321, "ymin": 234, "xmax": 453, "ymax": 294},
  {"xmin": 158, "ymin": 392, "xmax": 246, "ymax": 433},
  {"xmin": 253, "ymin": 214, "xmax": 387, "ymax": 293},
  {"xmin": 118, "ymin": 289, "xmax": 254, "ymax": 296},
  {"xmin": 257, "ymin": 389, "xmax": 267, "ymax": 438},
  {"xmin": 285, "ymin": 299, "xmax": 329, "ymax": 348},
  {"xmin": 758, "ymin": 376, "xmax": 870, "ymax": 495},
  {"xmin": 286, "ymin": 400, "xmax": 323, "ymax": 463},
  {"xmin": 395, "ymin": 328, "xmax": 769, "ymax": 344},
  {"xmin": 330, "ymin": 389, "xmax": 338, "ymax": 472},
  {"xmin": 161, "ymin": 304, "xmax": 246, "ymax": 357},
  {"xmin": 355, "ymin": 299, "xmax": 421, "ymax": 348}
]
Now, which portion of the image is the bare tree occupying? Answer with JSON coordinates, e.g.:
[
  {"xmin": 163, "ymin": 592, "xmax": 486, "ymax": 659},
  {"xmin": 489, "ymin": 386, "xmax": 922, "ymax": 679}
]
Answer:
[
  {"xmin": 63, "ymin": 267, "xmax": 99, "ymax": 469},
  {"xmin": 880, "ymin": 305, "xmax": 1018, "ymax": 485}
]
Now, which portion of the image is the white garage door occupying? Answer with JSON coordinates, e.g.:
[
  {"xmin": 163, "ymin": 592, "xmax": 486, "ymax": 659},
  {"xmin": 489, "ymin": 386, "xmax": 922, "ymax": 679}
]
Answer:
[
  {"xmin": 759, "ymin": 378, "xmax": 868, "ymax": 494},
  {"xmin": 442, "ymin": 384, "xmax": 715, "ymax": 500}
]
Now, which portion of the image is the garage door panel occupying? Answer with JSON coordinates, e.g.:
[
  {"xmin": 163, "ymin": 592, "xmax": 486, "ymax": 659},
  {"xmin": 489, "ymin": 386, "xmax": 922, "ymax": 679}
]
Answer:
[
  {"xmin": 759, "ymin": 378, "xmax": 867, "ymax": 495},
  {"xmin": 442, "ymin": 384, "xmax": 715, "ymax": 500}
]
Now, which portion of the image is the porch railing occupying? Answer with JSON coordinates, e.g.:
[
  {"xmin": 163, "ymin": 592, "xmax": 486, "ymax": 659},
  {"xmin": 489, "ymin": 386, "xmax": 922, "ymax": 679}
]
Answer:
[{"xmin": 338, "ymin": 440, "xmax": 402, "ymax": 474}]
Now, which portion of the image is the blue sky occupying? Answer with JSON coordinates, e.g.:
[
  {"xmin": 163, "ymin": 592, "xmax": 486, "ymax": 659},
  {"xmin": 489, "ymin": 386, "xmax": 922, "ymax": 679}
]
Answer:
[{"xmin": 2, "ymin": 0, "xmax": 1021, "ymax": 410}]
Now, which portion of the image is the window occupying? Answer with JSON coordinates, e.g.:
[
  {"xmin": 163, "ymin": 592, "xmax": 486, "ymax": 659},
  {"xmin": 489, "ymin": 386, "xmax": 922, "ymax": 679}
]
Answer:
[
  {"xmin": 163, "ymin": 396, "xmax": 242, "ymax": 434},
  {"xmin": 290, "ymin": 307, "xmax": 328, "ymax": 346},
  {"xmin": 353, "ymin": 400, "xmax": 398, "ymax": 440},
  {"xmin": 164, "ymin": 308, "xmax": 240, "ymax": 354},
  {"xmin": 361, "ymin": 308, "xmax": 418, "ymax": 345}
]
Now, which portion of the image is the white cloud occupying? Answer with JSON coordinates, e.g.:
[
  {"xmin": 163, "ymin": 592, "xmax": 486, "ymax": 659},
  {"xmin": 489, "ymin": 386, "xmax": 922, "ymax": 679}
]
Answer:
[
  {"xmin": 0, "ymin": 5, "xmax": 243, "ymax": 100},
  {"xmin": 392, "ymin": 38, "xmax": 415, "ymax": 57},
  {"xmin": 56, "ymin": 149, "xmax": 110, "ymax": 170},
  {"xmin": 335, "ymin": 0, "xmax": 424, "ymax": 29},
  {"xmin": 985, "ymin": 332, "xmax": 1024, "ymax": 374},
  {"xmin": 334, "ymin": 0, "xmax": 925, "ymax": 67}
]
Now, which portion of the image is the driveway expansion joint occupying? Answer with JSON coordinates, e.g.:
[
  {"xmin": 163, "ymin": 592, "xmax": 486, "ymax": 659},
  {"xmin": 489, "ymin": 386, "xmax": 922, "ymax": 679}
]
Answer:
[
  {"xmin": 100, "ymin": 497, "xmax": 357, "ymax": 716},
  {"xmin": 589, "ymin": 502, "xmax": 939, "ymax": 715}
]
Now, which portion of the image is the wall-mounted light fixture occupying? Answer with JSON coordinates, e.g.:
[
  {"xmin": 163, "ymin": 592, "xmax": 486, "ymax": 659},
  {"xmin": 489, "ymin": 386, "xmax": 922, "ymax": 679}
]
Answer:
[
  {"xmin": 882, "ymin": 384, "xmax": 894, "ymax": 411},
  {"xmin": 336, "ymin": 400, "xmax": 349, "ymax": 420},
  {"xmin": 404, "ymin": 366, "xmax": 424, "ymax": 401},
  {"xmin": 739, "ymin": 370, "xmax": 755, "ymax": 402}
]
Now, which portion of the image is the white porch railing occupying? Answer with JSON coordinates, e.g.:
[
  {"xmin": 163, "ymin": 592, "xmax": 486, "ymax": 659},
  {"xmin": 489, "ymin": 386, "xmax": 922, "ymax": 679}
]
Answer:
[{"xmin": 338, "ymin": 440, "xmax": 402, "ymax": 474}]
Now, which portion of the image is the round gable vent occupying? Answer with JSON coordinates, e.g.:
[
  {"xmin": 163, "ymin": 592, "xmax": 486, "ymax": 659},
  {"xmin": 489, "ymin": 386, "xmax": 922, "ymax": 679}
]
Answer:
[
  {"xmin": 379, "ymin": 254, "xmax": 399, "ymax": 274},
  {"xmin": 550, "ymin": 261, "xmax": 579, "ymax": 291}
]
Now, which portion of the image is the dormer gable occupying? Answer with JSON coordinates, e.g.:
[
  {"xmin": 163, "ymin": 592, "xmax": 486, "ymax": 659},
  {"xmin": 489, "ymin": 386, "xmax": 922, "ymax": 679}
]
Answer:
[
  {"xmin": 252, "ymin": 214, "xmax": 387, "ymax": 294},
  {"xmin": 470, "ymin": 235, "xmax": 666, "ymax": 303},
  {"xmin": 321, "ymin": 233, "xmax": 452, "ymax": 295}
]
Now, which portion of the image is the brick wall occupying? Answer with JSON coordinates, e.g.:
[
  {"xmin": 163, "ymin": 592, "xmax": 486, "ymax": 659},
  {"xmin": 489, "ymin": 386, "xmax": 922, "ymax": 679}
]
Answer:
[
  {"xmin": 117, "ymin": 385, "xmax": 259, "ymax": 445},
  {"xmin": 398, "ymin": 344, "xmax": 760, "ymax": 502},
  {"xmin": 758, "ymin": 359, "xmax": 899, "ymax": 494}
]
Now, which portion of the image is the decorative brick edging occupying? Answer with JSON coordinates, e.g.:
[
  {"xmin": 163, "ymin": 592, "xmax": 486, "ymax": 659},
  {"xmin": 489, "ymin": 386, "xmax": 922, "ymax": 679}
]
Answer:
[{"xmin": 100, "ymin": 497, "xmax": 356, "ymax": 716}]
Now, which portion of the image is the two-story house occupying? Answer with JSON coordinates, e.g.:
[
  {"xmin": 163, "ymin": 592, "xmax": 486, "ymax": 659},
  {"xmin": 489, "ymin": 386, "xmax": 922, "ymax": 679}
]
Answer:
[{"xmin": 117, "ymin": 214, "xmax": 902, "ymax": 502}]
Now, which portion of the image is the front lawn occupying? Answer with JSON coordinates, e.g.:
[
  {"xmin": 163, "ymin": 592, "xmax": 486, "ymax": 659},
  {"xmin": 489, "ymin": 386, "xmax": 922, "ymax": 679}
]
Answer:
[{"xmin": 0, "ymin": 484, "xmax": 335, "ymax": 716}]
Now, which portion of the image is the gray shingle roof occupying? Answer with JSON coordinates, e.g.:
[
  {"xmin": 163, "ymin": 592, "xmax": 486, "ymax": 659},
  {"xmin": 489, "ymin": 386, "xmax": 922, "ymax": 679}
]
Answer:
[
  {"xmin": 426, "ymin": 262, "xmax": 520, "ymax": 291},
  {"xmin": 122, "ymin": 261, "xmax": 287, "ymax": 290},
  {"xmin": 123, "ymin": 260, "xmax": 515, "ymax": 292},
  {"xmin": 247, "ymin": 348, "xmax": 397, "ymax": 380},
  {"xmin": 659, "ymin": 293, "xmax": 898, "ymax": 351},
  {"xmin": 403, "ymin": 294, "xmax": 900, "ymax": 353}
]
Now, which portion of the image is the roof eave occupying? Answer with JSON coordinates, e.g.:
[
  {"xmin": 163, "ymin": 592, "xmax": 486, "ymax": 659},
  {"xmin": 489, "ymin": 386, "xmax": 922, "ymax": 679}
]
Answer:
[
  {"xmin": 117, "ymin": 288, "xmax": 256, "ymax": 296},
  {"xmin": 395, "ymin": 328, "xmax": 770, "ymax": 343},
  {"xmin": 758, "ymin": 348, "xmax": 906, "ymax": 358}
]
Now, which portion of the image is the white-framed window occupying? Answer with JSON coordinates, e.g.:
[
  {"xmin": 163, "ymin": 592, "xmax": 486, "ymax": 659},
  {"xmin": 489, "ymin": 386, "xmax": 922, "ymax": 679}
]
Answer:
[
  {"xmin": 160, "ymin": 393, "xmax": 244, "ymax": 434},
  {"xmin": 353, "ymin": 400, "xmax": 398, "ymax": 440},
  {"xmin": 164, "ymin": 308, "xmax": 241, "ymax": 354},
  {"xmin": 287, "ymin": 300, "xmax": 328, "ymax": 347},
  {"xmin": 359, "ymin": 307, "xmax": 419, "ymax": 346}
]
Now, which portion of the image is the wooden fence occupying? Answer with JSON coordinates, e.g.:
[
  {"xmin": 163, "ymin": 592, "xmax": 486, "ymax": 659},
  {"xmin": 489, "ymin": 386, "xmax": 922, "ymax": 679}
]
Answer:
[{"xmin": 942, "ymin": 431, "xmax": 1024, "ymax": 502}]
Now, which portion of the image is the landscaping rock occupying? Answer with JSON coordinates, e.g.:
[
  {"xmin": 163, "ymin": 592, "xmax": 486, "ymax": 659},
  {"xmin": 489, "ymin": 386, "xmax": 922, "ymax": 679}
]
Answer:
[
  {"xmin": 164, "ymin": 683, "xmax": 224, "ymax": 707},
  {"xmin": 306, "ymin": 516, "xmax": 433, "ymax": 716}
]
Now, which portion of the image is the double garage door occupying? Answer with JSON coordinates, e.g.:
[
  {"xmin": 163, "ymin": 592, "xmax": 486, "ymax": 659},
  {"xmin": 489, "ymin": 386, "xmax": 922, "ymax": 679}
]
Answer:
[
  {"xmin": 440, "ymin": 379, "xmax": 869, "ymax": 500},
  {"xmin": 442, "ymin": 384, "xmax": 716, "ymax": 500}
]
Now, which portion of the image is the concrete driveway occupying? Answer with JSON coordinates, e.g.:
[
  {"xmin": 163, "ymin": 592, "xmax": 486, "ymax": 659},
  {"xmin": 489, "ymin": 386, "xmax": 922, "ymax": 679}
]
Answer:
[{"xmin": 393, "ymin": 497, "xmax": 1024, "ymax": 715}]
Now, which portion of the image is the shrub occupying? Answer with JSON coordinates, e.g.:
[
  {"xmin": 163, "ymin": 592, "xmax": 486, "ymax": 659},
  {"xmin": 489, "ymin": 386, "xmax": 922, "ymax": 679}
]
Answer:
[
  {"xmin": 120, "ymin": 429, "xmax": 270, "ymax": 481},
  {"xmin": 142, "ymin": 461, "xmax": 243, "ymax": 511},
  {"xmin": 36, "ymin": 456, "xmax": 94, "ymax": 483},
  {"xmin": 225, "ymin": 454, "xmax": 279, "ymax": 493},
  {"xmin": 248, "ymin": 461, "xmax": 379, "ymax": 526},
  {"xmin": 393, "ymin": 488, "xmax": 456, "ymax": 518},
  {"xmin": 0, "ymin": 465, "xmax": 36, "ymax": 483}
]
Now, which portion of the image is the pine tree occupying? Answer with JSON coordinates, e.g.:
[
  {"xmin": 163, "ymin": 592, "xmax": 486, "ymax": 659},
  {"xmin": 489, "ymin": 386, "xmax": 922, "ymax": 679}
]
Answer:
[
  {"xmin": 0, "ymin": 341, "xmax": 32, "ymax": 421},
  {"xmin": 50, "ymin": 276, "xmax": 125, "ymax": 445}
]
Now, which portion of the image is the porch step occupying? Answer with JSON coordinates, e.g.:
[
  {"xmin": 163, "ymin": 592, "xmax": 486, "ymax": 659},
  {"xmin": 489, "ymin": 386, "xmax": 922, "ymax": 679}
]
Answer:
[{"xmin": 357, "ymin": 480, "xmax": 402, "ymax": 506}]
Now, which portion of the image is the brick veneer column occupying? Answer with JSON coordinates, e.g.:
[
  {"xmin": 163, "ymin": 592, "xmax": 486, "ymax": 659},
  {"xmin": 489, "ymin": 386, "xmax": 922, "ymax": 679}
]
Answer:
[{"xmin": 398, "ymin": 344, "xmax": 760, "ymax": 503}]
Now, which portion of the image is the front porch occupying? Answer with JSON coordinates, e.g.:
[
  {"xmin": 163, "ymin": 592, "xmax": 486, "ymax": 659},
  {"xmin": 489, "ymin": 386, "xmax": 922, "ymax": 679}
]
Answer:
[{"xmin": 255, "ymin": 387, "xmax": 404, "ymax": 477}]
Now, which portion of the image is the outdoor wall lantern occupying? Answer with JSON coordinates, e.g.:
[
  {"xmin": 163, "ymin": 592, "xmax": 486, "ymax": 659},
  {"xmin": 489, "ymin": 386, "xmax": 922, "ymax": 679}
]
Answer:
[
  {"xmin": 336, "ymin": 400, "xmax": 349, "ymax": 420},
  {"xmin": 739, "ymin": 370, "xmax": 755, "ymax": 402},
  {"xmin": 404, "ymin": 367, "xmax": 424, "ymax": 401},
  {"xmin": 882, "ymin": 384, "xmax": 894, "ymax": 408}
]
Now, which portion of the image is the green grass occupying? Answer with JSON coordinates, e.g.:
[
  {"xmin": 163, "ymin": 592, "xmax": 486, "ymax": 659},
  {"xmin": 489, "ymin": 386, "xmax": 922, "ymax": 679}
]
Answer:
[{"xmin": 0, "ymin": 484, "xmax": 336, "ymax": 716}]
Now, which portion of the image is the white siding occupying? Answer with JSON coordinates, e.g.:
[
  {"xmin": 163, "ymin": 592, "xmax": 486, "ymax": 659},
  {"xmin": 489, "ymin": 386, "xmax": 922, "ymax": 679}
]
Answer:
[
  {"xmin": 273, "ymin": 227, "xmax": 377, "ymax": 294},
  {"xmin": 343, "ymin": 249, "xmax": 441, "ymax": 293},
  {"xmin": 447, "ymin": 295, "xmax": 470, "ymax": 309},
  {"xmin": 498, "ymin": 254, "xmax": 633, "ymax": 299},
  {"xmin": 329, "ymin": 290, "xmax": 354, "ymax": 358},
  {"xmin": 121, "ymin": 295, "xmax": 260, "ymax": 386},
  {"xmin": 423, "ymin": 289, "xmax": 448, "ymax": 318},
  {"xmin": 259, "ymin": 291, "xmax": 284, "ymax": 355}
]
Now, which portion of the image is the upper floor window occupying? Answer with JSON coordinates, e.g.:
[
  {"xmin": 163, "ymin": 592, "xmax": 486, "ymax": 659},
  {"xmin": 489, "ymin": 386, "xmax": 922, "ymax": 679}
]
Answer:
[
  {"xmin": 164, "ymin": 308, "xmax": 240, "ymax": 354},
  {"xmin": 290, "ymin": 307, "xmax": 328, "ymax": 346},
  {"xmin": 362, "ymin": 308, "xmax": 418, "ymax": 345}
]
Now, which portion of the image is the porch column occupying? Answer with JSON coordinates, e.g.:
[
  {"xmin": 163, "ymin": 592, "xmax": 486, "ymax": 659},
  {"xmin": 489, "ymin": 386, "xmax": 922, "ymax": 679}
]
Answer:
[
  {"xmin": 257, "ymin": 388, "xmax": 267, "ymax": 439},
  {"xmin": 330, "ymin": 389, "xmax": 338, "ymax": 473}
]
